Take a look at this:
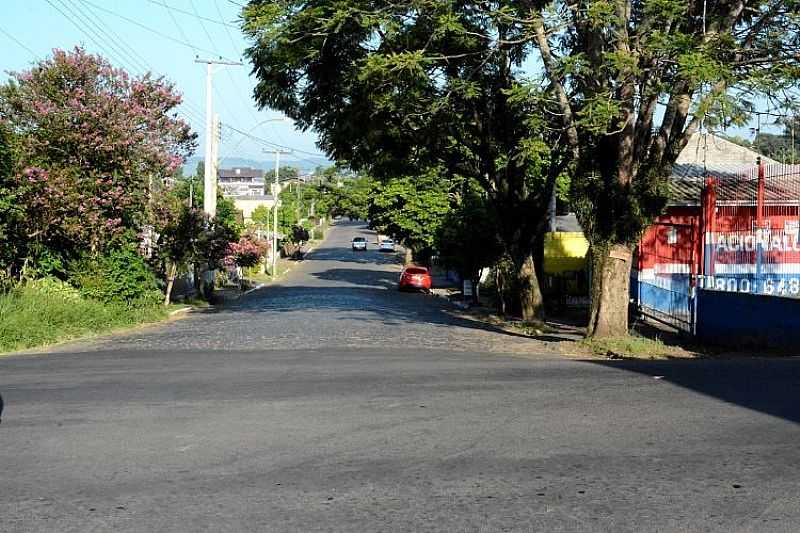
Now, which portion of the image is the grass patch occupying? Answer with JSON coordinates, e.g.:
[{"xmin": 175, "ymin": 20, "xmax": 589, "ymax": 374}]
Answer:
[
  {"xmin": 0, "ymin": 285, "xmax": 169, "ymax": 354},
  {"xmin": 581, "ymin": 334, "xmax": 687, "ymax": 359}
]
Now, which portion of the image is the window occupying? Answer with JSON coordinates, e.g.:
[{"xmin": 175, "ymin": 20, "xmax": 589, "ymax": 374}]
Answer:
[{"xmin": 667, "ymin": 227, "xmax": 678, "ymax": 244}]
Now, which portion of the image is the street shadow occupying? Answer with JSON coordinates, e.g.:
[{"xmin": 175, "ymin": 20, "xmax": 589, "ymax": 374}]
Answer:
[
  {"xmin": 308, "ymin": 247, "xmax": 404, "ymax": 265},
  {"xmin": 586, "ymin": 357, "xmax": 800, "ymax": 425},
  {"xmin": 309, "ymin": 268, "xmax": 398, "ymax": 289}
]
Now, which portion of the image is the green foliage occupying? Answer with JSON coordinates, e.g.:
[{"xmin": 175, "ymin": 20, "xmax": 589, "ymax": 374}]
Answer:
[
  {"xmin": 368, "ymin": 170, "xmax": 451, "ymax": 258},
  {"xmin": 0, "ymin": 284, "xmax": 167, "ymax": 353},
  {"xmin": 26, "ymin": 277, "xmax": 82, "ymax": 302},
  {"xmin": 68, "ymin": 247, "xmax": 161, "ymax": 306},
  {"xmin": 173, "ymin": 170, "xmax": 241, "ymax": 237},
  {"xmin": 314, "ymin": 172, "xmax": 372, "ymax": 220},
  {"xmin": 251, "ymin": 204, "xmax": 272, "ymax": 227},
  {"xmin": 436, "ymin": 181, "xmax": 503, "ymax": 280}
]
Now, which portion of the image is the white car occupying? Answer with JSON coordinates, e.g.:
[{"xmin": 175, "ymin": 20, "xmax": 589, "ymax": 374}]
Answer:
[
  {"xmin": 378, "ymin": 239, "xmax": 395, "ymax": 252},
  {"xmin": 351, "ymin": 237, "xmax": 368, "ymax": 251}
]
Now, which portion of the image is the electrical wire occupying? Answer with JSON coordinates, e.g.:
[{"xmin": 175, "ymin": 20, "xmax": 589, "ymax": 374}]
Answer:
[
  {"xmin": 71, "ymin": 0, "xmax": 210, "ymax": 126},
  {"xmin": 143, "ymin": 0, "xmax": 238, "ymax": 28},
  {"xmin": 74, "ymin": 0, "xmax": 239, "ymax": 62},
  {"xmin": 223, "ymin": 124, "xmax": 327, "ymax": 159},
  {"xmin": 0, "ymin": 25, "xmax": 41, "ymax": 60}
]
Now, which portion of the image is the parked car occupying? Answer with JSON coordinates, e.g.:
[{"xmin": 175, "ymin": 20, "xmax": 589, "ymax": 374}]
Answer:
[
  {"xmin": 352, "ymin": 237, "xmax": 368, "ymax": 251},
  {"xmin": 399, "ymin": 266, "xmax": 432, "ymax": 292},
  {"xmin": 378, "ymin": 239, "xmax": 395, "ymax": 252}
]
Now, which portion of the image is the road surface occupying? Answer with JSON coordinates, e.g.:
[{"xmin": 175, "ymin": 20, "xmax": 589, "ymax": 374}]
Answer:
[{"xmin": 2, "ymin": 222, "xmax": 800, "ymax": 532}]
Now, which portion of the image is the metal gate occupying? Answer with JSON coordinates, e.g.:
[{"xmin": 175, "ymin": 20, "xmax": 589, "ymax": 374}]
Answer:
[{"xmin": 636, "ymin": 221, "xmax": 698, "ymax": 333}]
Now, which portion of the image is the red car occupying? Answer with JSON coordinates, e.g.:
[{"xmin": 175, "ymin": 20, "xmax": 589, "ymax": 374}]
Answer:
[{"xmin": 399, "ymin": 266, "xmax": 432, "ymax": 292}]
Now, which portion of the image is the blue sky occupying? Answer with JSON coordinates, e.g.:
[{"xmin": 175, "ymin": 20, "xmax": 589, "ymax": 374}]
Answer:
[{"xmin": 0, "ymin": 0, "xmax": 326, "ymax": 169}]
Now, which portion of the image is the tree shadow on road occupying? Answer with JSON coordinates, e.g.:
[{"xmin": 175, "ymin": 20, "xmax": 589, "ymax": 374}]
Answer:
[
  {"xmin": 585, "ymin": 357, "xmax": 800, "ymax": 425},
  {"xmin": 308, "ymin": 268, "xmax": 398, "ymax": 289}
]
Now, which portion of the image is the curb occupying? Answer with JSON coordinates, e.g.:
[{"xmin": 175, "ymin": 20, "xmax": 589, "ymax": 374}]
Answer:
[
  {"xmin": 242, "ymin": 283, "xmax": 266, "ymax": 296},
  {"xmin": 168, "ymin": 306, "xmax": 193, "ymax": 316}
]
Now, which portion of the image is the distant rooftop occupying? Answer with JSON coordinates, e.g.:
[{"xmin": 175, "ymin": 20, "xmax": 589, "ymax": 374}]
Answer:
[{"xmin": 219, "ymin": 167, "xmax": 265, "ymax": 179}]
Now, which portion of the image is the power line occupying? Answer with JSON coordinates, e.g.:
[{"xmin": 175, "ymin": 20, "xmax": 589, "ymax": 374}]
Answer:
[
  {"xmin": 46, "ymin": 0, "xmax": 206, "ymax": 130},
  {"xmin": 184, "ymin": 0, "xmax": 247, "ymax": 128},
  {"xmin": 69, "ymin": 0, "xmax": 209, "ymax": 126},
  {"xmin": 75, "ymin": 0, "xmax": 239, "ymax": 62},
  {"xmin": 211, "ymin": 0, "xmax": 267, "ymax": 132},
  {"xmin": 158, "ymin": 0, "xmax": 198, "ymax": 55},
  {"xmin": 143, "ymin": 0, "xmax": 237, "ymax": 28},
  {"xmin": 223, "ymin": 124, "xmax": 328, "ymax": 159},
  {"xmin": 0, "ymin": 26, "xmax": 41, "ymax": 60},
  {"xmin": 62, "ymin": 0, "xmax": 150, "ymax": 74}
]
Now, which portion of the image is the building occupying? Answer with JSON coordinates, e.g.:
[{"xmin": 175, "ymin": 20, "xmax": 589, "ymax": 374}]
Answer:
[
  {"xmin": 218, "ymin": 167, "xmax": 265, "ymax": 197},
  {"xmin": 636, "ymin": 133, "xmax": 800, "ymax": 331},
  {"xmin": 233, "ymin": 194, "xmax": 276, "ymax": 223}
]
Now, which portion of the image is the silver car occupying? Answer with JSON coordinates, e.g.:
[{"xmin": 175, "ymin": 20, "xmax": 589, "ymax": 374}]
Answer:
[
  {"xmin": 352, "ymin": 237, "xmax": 368, "ymax": 251},
  {"xmin": 378, "ymin": 239, "xmax": 395, "ymax": 252}
]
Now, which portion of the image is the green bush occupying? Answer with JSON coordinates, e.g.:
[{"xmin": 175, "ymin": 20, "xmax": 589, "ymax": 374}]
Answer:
[
  {"xmin": 68, "ymin": 247, "xmax": 161, "ymax": 306},
  {"xmin": 0, "ymin": 285, "xmax": 167, "ymax": 353},
  {"xmin": 27, "ymin": 277, "xmax": 82, "ymax": 302}
]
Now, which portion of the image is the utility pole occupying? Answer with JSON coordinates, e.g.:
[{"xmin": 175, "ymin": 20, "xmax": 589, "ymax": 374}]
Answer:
[
  {"xmin": 209, "ymin": 113, "xmax": 221, "ymax": 215},
  {"xmin": 264, "ymin": 149, "xmax": 292, "ymax": 280},
  {"xmin": 195, "ymin": 57, "xmax": 241, "ymax": 217}
]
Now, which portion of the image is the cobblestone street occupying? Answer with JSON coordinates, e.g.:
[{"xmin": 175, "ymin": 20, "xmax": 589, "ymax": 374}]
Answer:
[{"xmin": 67, "ymin": 221, "xmax": 553, "ymax": 356}]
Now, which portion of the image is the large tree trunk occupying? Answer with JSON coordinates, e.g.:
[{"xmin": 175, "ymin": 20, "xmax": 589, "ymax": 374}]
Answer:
[
  {"xmin": 587, "ymin": 243, "xmax": 633, "ymax": 338},
  {"xmin": 514, "ymin": 252, "xmax": 545, "ymax": 322},
  {"xmin": 404, "ymin": 246, "xmax": 413, "ymax": 265}
]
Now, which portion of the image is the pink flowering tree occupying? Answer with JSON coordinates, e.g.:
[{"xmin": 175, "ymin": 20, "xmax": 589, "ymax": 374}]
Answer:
[
  {"xmin": 223, "ymin": 236, "xmax": 268, "ymax": 269},
  {"xmin": 0, "ymin": 47, "xmax": 196, "ymax": 278}
]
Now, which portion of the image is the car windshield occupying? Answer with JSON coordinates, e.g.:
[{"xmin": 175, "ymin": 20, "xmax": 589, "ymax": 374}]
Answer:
[
  {"xmin": 353, "ymin": 238, "xmax": 366, "ymax": 242},
  {"xmin": 405, "ymin": 268, "xmax": 427, "ymax": 274},
  {"xmin": 382, "ymin": 240, "xmax": 393, "ymax": 244}
]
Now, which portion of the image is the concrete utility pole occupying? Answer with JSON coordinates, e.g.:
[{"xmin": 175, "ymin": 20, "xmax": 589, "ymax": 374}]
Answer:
[
  {"xmin": 210, "ymin": 113, "xmax": 220, "ymax": 215},
  {"xmin": 264, "ymin": 149, "xmax": 292, "ymax": 280},
  {"xmin": 195, "ymin": 57, "xmax": 242, "ymax": 217}
]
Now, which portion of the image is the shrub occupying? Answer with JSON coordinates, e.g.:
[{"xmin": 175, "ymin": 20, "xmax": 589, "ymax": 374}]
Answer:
[
  {"xmin": 27, "ymin": 277, "xmax": 82, "ymax": 302},
  {"xmin": 68, "ymin": 247, "xmax": 161, "ymax": 306}
]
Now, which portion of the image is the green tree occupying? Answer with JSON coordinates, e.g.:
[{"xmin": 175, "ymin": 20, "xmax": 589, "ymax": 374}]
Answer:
[
  {"xmin": 251, "ymin": 204, "xmax": 272, "ymax": 227},
  {"xmin": 278, "ymin": 165, "xmax": 300, "ymax": 181},
  {"xmin": 368, "ymin": 170, "xmax": 451, "ymax": 263},
  {"xmin": 172, "ymin": 167, "xmax": 241, "ymax": 238}
]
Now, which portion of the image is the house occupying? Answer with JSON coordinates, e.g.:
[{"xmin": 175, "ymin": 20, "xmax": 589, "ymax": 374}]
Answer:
[
  {"xmin": 218, "ymin": 167, "xmax": 265, "ymax": 197},
  {"xmin": 217, "ymin": 166, "xmax": 278, "ymax": 223}
]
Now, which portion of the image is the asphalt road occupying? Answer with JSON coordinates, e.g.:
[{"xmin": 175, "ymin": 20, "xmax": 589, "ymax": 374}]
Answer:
[{"xmin": 2, "ymin": 221, "xmax": 800, "ymax": 532}]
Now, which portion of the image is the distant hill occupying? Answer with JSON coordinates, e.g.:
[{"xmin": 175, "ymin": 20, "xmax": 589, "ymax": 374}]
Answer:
[{"xmin": 183, "ymin": 155, "xmax": 332, "ymax": 175}]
